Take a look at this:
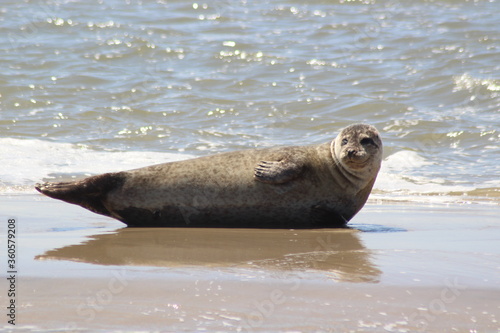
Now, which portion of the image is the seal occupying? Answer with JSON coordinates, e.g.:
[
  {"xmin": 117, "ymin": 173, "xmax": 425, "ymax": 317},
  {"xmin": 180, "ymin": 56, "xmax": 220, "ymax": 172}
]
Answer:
[{"xmin": 35, "ymin": 124, "xmax": 382, "ymax": 228}]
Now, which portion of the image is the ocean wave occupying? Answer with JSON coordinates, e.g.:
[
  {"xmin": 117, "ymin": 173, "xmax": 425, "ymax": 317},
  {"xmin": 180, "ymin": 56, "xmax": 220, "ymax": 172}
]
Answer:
[{"xmin": 373, "ymin": 151, "xmax": 500, "ymax": 205}]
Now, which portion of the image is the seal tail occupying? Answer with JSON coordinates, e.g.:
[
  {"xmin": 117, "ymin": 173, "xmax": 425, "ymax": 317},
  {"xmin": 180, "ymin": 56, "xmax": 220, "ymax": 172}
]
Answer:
[{"xmin": 35, "ymin": 173, "xmax": 124, "ymax": 218}]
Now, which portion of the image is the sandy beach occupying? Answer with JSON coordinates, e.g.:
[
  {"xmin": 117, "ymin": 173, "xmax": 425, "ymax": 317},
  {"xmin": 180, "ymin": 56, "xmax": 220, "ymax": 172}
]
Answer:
[{"xmin": 2, "ymin": 194, "xmax": 499, "ymax": 332}]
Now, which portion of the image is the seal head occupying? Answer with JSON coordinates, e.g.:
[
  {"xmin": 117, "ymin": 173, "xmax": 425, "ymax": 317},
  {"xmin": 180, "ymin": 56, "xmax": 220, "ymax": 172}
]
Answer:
[{"xmin": 332, "ymin": 124, "xmax": 382, "ymax": 187}]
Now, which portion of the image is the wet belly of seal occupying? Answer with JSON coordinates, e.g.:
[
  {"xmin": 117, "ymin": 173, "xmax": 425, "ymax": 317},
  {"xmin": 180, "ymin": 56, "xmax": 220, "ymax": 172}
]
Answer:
[{"xmin": 114, "ymin": 204, "xmax": 348, "ymax": 229}]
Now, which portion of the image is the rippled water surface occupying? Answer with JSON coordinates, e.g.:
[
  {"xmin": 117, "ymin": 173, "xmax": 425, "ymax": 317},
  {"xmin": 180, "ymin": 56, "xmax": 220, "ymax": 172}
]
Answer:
[{"xmin": 1, "ymin": 0, "xmax": 499, "ymax": 203}]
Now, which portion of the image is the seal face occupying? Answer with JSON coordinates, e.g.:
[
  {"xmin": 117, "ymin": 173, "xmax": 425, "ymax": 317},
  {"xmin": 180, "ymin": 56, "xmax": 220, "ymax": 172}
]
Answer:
[
  {"xmin": 333, "ymin": 124, "xmax": 383, "ymax": 185},
  {"xmin": 35, "ymin": 124, "xmax": 382, "ymax": 228}
]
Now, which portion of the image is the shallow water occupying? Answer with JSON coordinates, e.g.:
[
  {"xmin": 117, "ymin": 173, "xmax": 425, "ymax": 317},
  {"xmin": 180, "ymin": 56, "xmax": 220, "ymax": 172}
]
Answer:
[{"xmin": 0, "ymin": 0, "xmax": 499, "ymax": 204}]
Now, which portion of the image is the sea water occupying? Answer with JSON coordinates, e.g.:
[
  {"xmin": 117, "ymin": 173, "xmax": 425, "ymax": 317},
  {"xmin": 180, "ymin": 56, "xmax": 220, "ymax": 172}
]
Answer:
[{"xmin": 1, "ymin": 0, "xmax": 499, "ymax": 204}]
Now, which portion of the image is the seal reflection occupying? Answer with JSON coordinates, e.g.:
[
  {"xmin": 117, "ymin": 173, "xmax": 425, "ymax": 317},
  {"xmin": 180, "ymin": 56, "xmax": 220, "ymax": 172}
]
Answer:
[{"xmin": 36, "ymin": 228, "xmax": 381, "ymax": 283}]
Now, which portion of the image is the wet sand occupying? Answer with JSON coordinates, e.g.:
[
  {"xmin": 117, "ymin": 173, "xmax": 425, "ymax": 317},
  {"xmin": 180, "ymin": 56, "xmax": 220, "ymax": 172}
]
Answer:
[{"xmin": 1, "ymin": 194, "xmax": 499, "ymax": 332}]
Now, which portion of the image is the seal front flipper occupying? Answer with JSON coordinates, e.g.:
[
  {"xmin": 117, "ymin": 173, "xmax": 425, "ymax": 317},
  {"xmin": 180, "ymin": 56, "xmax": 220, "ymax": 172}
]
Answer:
[
  {"xmin": 35, "ymin": 173, "xmax": 124, "ymax": 217},
  {"xmin": 254, "ymin": 156, "xmax": 305, "ymax": 184}
]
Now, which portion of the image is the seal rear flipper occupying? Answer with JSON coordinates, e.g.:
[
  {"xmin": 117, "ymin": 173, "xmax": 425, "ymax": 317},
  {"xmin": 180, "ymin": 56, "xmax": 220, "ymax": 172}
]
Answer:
[
  {"xmin": 35, "ymin": 173, "xmax": 125, "ymax": 217},
  {"xmin": 254, "ymin": 155, "xmax": 305, "ymax": 184}
]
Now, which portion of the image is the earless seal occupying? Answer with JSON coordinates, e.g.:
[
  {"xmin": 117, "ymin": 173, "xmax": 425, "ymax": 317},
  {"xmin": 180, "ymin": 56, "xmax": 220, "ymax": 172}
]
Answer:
[{"xmin": 35, "ymin": 124, "xmax": 382, "ymax": 228}]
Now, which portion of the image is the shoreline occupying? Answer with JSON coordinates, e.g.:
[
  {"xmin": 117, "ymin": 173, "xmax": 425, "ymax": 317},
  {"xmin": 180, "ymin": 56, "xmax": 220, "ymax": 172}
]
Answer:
[{"xmin": 1, "ymin": 194, "xmax": 499, "ymax": 332}]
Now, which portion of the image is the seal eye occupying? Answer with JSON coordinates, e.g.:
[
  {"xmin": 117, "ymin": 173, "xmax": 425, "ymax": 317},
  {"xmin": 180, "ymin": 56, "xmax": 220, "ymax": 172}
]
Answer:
[
  {"xmin": 341, "ymin": 138, "xmax": 348, "ymax": 145},
  {"xmin": 360, "ymin": 138, "xmax": 375, "ymax": 146}
]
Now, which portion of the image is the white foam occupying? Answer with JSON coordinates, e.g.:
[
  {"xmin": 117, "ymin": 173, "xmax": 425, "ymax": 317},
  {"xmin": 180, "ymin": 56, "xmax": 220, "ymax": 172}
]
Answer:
[
  {"xmin": 453, "ymin": 73, "xmax": 500, "ymax": 92},
  {"xmin": 0, "ymin": 138, "xmax": 193, "ymax": 193},
  {"xmin": 373, "ymin": 150, "xmax": 481, "ymax": 203}
]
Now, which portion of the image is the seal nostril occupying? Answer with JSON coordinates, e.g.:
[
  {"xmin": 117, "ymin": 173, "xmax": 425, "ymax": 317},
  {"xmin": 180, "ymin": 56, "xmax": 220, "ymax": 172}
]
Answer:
[{"xmin": 348, "ymin": 150, "xmax": 356, "ymax": 157}]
